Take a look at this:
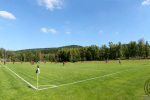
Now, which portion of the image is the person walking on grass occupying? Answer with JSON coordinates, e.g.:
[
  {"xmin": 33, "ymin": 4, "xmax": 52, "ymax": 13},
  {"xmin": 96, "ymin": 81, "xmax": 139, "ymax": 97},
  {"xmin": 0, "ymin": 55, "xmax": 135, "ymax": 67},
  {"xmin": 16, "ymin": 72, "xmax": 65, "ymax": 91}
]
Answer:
[
  {"xmin": 119, "ymin": 59, "xmax": 121, "ymax": 65},
  {"xmin": 63, "ymin": 61, "xmax": 65, "ymax": 66},
  {"xmin": 4, "ymin": 60, "xmax": 6, "ymax": 65}
]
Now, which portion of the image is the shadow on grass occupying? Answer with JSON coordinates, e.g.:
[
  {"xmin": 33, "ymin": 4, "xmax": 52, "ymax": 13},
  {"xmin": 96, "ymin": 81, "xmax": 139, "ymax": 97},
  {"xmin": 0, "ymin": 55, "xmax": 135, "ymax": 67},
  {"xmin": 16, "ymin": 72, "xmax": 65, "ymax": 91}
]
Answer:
[{"xmin": 28, "ymin": 86, "xmax": 32, "ymax": 88}]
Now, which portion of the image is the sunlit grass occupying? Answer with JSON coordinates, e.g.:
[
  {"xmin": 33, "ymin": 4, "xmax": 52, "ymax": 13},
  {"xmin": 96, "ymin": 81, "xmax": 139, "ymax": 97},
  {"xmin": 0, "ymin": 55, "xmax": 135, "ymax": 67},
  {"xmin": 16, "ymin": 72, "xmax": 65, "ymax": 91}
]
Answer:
[{"xmin": 0, "ymin": 61, "xmax": 149, "ymax": 100}]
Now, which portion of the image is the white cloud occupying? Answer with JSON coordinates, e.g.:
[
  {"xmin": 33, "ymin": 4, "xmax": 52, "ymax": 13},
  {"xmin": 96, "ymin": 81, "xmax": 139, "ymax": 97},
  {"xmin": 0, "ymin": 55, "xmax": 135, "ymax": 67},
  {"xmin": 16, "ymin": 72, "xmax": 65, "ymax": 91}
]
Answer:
[
  {"xmin": 99, "ymin": 30, "xmax": 103, "ymax": 33},
  {"xmin": 41, "ymin": 27, "xmax": 57, "ymax": 34},
  {"xmin": 38, "ymin": 0, "xmax": 63, "ymax": 11},
  {"xmin": 142, "ymin": 0, "xmax": 150, "ymax": 5},
  {"xmin": 41, "ymin": 27, "xmax": 47, "ymax": 33},
  {"xmin": 65, "ymin": 31, "xmax": 70, "ymax": 34},
  {"xmin": 0, "ymin": 11, "xmax": 16, "ymax": 19},
  {"xmin": 49, "ymin": 29, "xmax": 56, "ymax": 33}
]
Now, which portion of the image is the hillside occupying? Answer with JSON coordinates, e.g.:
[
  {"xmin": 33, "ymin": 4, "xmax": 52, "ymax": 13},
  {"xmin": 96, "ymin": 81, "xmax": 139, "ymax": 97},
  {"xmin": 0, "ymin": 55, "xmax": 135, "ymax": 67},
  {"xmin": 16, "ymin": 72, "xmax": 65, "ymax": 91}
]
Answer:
[{"xmin": 16, "ymin": 45, "xmax": 83, "ymax": 54}]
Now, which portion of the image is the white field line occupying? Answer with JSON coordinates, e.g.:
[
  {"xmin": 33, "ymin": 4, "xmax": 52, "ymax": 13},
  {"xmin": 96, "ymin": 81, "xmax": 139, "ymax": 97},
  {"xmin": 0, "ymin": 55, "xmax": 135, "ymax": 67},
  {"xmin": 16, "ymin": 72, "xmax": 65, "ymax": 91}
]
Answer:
[
  {"xmin": 34, "ymin": 85, "xmax": 57, "ymax": 87},
  {"xmin": 3, "ymin": 65, "xmax": 37, "ymax": 90},
  {"xmin": 38, "ymin": 66, "xmax": 147, "ymax": 91},
  {"xmin": 62, "ymin": 67, "xmax": 104, "ymax": 71}
]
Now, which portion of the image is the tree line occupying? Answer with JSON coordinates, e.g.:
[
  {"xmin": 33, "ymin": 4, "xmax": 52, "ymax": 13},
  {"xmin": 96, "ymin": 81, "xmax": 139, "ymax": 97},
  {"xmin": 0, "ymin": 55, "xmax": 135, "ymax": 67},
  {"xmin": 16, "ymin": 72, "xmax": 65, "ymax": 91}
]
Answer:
[{"xmin": 0, "ymin": 39, "xmax": 149, "ymax": 62}]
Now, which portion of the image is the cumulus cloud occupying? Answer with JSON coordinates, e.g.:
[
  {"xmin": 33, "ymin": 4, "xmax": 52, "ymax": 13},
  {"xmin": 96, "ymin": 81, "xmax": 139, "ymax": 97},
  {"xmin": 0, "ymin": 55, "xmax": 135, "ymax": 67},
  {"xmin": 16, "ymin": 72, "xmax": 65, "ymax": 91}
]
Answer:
[
  {"xmin": 38, "ymin": 0, "xmax": 63, "ymax": 11},
  {"xmin": 49, "ymin": 29, "xmax": 56, "ymax": 33},
  {"xmin": 41, "ymin": 27, "xmax": 57, "ymax": 34},
  {"xmin": 65, "ymin": 31, "xmax": 70, "ymax": 34},
  {"xmin": 0, "ymin": 11, "xmax": 16, "ymax": 19},
  {"xmin": 142, "ymin": 0, "xmax": 150, "ymax": 5},
  {"xmin": 41, "ymin": 27, "xmax": 47, "ymax": 33}
]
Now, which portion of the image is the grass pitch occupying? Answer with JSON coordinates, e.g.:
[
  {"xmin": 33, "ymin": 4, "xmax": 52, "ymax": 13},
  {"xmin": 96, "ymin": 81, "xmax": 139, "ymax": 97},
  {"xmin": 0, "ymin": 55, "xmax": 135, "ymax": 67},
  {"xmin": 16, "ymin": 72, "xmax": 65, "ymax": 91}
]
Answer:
[{"xmin": 0, "ymin": 60, "xmax": 150, "ymax": 100}]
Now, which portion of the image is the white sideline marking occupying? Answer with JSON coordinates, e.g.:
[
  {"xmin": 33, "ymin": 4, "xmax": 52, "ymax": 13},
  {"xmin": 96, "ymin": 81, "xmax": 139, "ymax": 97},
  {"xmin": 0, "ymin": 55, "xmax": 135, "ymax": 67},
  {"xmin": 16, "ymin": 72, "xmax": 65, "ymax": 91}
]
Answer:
[
  {"xmin": 38, "ymin": 66, "xmax": 147, "ymax": 91},
  {"xmin": 39, "ymin": 85, "xmax": 56, "ymax": 86},
  {"xmin": 3, "ymin": 65, "xmax": 37, "ymax": 90}
]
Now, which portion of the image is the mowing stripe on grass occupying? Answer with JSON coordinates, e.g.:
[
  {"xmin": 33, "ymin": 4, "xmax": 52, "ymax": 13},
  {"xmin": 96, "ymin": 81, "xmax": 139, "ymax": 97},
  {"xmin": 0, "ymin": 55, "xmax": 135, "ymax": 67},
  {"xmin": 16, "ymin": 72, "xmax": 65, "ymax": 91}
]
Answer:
[
  {"xmin": 38, "ymin": 66, "xmax": 147, "ymax": 91},
  {"xmin": 142, "ymin": 95, "xmax": 149, "ymax": 96},
  {"xmin": 62, "ymin": 67, "xmax": 104, "ymax": 71},
  {"xmin": 3, "ymin": 65, "xmax": 37, "ymax": 90}
]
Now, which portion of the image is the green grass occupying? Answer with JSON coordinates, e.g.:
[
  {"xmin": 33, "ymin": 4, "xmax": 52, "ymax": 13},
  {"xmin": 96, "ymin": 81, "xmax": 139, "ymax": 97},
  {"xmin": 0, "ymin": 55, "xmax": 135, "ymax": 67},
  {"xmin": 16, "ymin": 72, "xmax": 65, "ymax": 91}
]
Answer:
[{"xmin": 0, "ymin": 61, "xmax": 150, "ymax": 100}]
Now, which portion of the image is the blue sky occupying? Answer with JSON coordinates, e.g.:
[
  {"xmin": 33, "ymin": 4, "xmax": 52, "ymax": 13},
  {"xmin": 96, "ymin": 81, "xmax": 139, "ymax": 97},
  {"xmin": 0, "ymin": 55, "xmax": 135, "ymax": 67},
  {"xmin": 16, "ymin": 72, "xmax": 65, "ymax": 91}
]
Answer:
[{"xmin": 0, "ymin": 0, "xmax": 150, "ymax": 50}]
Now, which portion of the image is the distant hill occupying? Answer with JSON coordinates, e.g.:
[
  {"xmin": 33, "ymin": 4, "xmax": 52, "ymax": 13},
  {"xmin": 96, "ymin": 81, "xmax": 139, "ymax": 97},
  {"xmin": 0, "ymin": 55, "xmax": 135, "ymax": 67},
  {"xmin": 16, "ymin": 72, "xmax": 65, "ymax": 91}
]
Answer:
[
  {"xmin": 16, "ymin": 45, "xmax": 83, "ymax": 54},
  {"xmin": 58, "ymin": 45, "xmax": 83, "ymax": 49}
]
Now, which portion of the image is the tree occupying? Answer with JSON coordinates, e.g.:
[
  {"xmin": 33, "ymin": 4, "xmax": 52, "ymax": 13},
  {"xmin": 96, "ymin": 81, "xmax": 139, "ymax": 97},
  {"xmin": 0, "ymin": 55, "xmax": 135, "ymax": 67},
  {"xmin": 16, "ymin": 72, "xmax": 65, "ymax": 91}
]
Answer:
[
  {"xmin": 99, "ymin": 45, "xmax": 105, "ymax": 60},
  {"xmin": 80, "ymin": 47, "xmax": 87, "ymax": 61},
  {"xmin": 26, "ymin": 50, "xmax": 33, "ymax": 62},
  {"xmin": 109, "ymin": 42, "xmax": 116, "ymax": 59},
  {"xmin": 145, "ymin": 41, "xmax": 149, "ymax": 58},
  {"xmin": 138, "ymin": 39, "xmax": 145, "ymax": 57},
  {"xmin": 122, "ymin": 44, "xmax": 129, "ymax": 58},
  {"xmin": 32, "ymin": 50, "xmax": 40, "ymax": 62},
  {"xmin": 19, "ymin": 53, "xmax": 24, "ymax": 62},
  {"xmin": 86, "ymin": 51, "xmax": 92, "ymax": 61},
  {"xmin": 99, "ymin": 45, "xmax": 109, "ymax": 60},
  {"xmin": 117, "ymin": 42, "xmax": 122, "ymax": 58},
  {"xmin": 128, "ymin": 41, "xmax": 138, "ymax": 58}
]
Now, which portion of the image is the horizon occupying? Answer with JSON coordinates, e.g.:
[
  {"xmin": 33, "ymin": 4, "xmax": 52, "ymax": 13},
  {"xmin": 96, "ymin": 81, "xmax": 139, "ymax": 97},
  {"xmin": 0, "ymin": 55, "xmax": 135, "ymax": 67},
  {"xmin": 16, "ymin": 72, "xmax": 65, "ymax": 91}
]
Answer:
[
  {"xmin": 2, "ymin": 39, "xmax": 148, "ymax": 51},
  {"xmin": 0, "ymin": 0, "xmax": 150, "ymax": 50}
]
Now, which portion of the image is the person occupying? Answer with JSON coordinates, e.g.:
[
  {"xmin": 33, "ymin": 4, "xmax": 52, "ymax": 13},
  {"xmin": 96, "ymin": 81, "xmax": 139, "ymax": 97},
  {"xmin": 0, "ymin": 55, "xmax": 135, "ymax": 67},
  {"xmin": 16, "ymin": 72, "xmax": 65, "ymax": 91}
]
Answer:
[
  {"xmin": 119, "ymin": 59, "xmax": 121, "ymax": 65},
  {"xmin": 106, "ymin": 60, "xmax": 107, "ymax": 63},
  {"xmin": 63, "ymin": 61, "xmax": 65, "ymax": 66},
  {"xmin": 4, "ymin": 60, "xmax": 6, "ymax": 65},
  {"xmin": 13, "ymin": 61, "xmax": 14, "ymax": 64},
  {"xmin": 55, "ymin": 61, "xmax": 57, "ymax": 64}
]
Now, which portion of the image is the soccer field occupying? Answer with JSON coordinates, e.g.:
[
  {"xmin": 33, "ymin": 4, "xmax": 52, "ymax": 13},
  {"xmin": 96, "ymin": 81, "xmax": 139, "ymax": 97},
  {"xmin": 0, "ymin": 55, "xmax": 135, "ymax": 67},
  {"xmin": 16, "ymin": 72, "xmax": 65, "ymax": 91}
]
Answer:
[{"xmin": 0, "ymin": 61, "xmax": 150, "ymax": 100}]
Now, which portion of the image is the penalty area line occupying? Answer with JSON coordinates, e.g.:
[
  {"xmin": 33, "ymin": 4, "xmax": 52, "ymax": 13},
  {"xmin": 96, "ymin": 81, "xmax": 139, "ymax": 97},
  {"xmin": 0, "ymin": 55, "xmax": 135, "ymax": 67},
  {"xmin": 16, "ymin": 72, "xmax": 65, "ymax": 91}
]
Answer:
[
  {"xmin": 38, "ymin": 66, "xmax": 147, "ymax": 91},
  {"xmin": 3, "ymin": 65, "xmax": 37, "ymax": 90}
]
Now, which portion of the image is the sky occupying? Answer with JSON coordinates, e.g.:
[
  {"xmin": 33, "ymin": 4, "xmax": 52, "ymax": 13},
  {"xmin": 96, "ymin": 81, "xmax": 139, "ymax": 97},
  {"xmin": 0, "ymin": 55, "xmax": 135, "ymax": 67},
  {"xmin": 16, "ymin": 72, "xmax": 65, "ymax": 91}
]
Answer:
[{"xmin": 0, "ymin": 0, "xmax": 150, "ymax": 50}]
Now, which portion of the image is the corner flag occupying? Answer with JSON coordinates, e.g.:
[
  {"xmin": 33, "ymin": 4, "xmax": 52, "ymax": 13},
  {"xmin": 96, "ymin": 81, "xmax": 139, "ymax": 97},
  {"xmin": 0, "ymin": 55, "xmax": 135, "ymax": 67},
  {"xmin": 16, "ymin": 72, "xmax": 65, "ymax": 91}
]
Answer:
[
  {"xmin": 36, "ymin": 65, "xmax": 40, "ymax": 90},
  {"xmin": 36, "ymin": 65, "xmax": 40, "ymax": 74}
]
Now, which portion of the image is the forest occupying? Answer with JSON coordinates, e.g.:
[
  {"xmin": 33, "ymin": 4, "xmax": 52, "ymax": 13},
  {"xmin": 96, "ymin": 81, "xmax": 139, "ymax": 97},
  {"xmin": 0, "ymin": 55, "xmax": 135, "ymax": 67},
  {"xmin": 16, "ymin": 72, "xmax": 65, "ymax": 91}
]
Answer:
[{"xmin": 0, "ymin": 39, "xmax": 149, "ymax": 62}]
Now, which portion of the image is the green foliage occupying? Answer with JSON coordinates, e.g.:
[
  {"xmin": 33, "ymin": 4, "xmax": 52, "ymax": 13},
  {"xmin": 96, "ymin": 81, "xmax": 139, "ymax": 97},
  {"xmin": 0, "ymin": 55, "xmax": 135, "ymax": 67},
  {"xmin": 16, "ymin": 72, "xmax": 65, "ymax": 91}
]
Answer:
[
  {"xmin": 138, "ymin": 39, "xmax": 144, "ymax": 57},
  {"xmin": 122, "ymin": 44, "xmax": 129, "ymax": 58},
  {"xmin": 145, "ymin": 41, "xmax": 149, "ymax": 57},
  {"xmin": 128, "ymin": 41, "xmax": 139, "ymax": 58},
  {"xmin": 86, "ymin": 51, "xmax": 92, "ymax": 61},
  {"xmin": 0, "ymin": 40, "xmax": 150, "ymax": 62}
]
